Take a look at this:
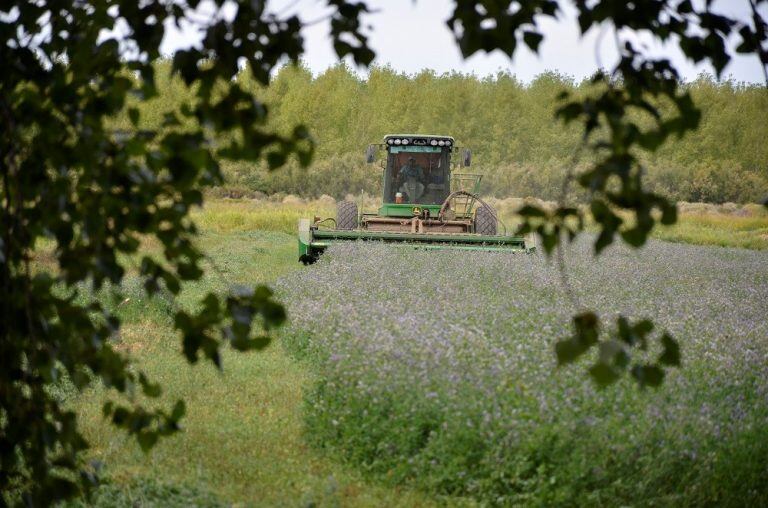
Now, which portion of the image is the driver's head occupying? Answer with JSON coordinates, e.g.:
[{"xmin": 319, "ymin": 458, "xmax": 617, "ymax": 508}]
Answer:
[{"xmin": 408, "ymin": 156, "xmax": 415, "ymax": 165}]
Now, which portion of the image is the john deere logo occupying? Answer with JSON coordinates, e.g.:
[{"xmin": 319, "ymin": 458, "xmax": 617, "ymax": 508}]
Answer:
[{"xmin": 412, "ymin": 206, "xmax": 421, "ymax": 215}]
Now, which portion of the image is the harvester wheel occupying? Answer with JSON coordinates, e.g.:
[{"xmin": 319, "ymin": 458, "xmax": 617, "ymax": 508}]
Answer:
[
  {"xmin": 474, "ymin": 205, "xmax": 497, "ymax": 235},
  {"xmin": 336, "ymin": 200, "xmax": 359, "ymax": 230}
]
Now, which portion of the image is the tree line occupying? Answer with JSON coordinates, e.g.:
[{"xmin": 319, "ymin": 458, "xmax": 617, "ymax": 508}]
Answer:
[{"xmin": 128, "ymin": 61, "xmax": 767, "ymax": 203}]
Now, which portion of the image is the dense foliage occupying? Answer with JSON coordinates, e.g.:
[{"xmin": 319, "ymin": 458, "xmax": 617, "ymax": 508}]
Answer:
[
  {"xmin": 203, "ymin": 64, "xmax": 767, "ymax": 204},
  {"xmin": 279, "ymin": 241, "xmax": 768, "ymax": 504},
  {"xmin": 443, "ymin": 0, "xmax": 766, "ymax": 384},
  {"xmin": 0, "ymin": 0, "xmax": 371, "ymax": 504}
]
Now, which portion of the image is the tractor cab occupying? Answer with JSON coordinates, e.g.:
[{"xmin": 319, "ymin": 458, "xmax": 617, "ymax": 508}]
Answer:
[
  {"xmin": 366, "ymin": 134, "xmax": 473, "ymax": 218},
  {"xmin": 379, "ymin": 135, "xmax": 455, "ymax": 205}
]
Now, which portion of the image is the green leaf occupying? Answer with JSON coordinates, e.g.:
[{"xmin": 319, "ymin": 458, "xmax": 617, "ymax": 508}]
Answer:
[
  {"xmin": 171, "ymin": 400, "xmax": 186, "ymax": 422},
  {"xmin": 540, "ymin": 231, "xmax": 558, "ymax": 254},
  {"xmin": 634, "ymin": 319, "xmax": 654, "ymax": 337},
  {"xmin": 232, "ymin": 335, "xmax": 272, "ymax": 351},
  {"xmin": 111, "ymin": 407, "xmax": 130, "ymax": 426},
  {"xmin": 555, "ymin": 338, "xmax": 585, "ymax": 365},
  {"xmin": 658, "ymin": 333, "xmax": 681, "ymax": 367},
  {"xmin": 631, "ymin": 365, "xmax": 665, "ymax": 388},
  {"xmin": 620, "ymin": 227, "xmax": 647, "ymax": 247},
  {"xmin": 139, "ymin": 373, "xmax": 162, "ymax": 398},
  {"xmin": 594, "ymin": 229, "xmax": 615, "ymax": 255},
  {"xmin": 678, "ymin": 0, "xmax": 693, "ymax": 14},
  {"xmin": 660, "ymin": 202, "xmax": 678, "ymax": 225},
  {"xmin": 518, "ymin": 205, "xmax": 547, "ymax": 218},
  {"xmin": 573, "ymin": 312, "xmax": 599, "ymax": 338},
  {"xmin": 137, "ymin": 431, "xmax": 158, "ymax": 453},
  {"xmin": 616, "ymin": 316, "xmax": 632, "ymax": 344},
  {"xmin": 523, "ymin": 31, "xmax": 544, "ymax": 52},
  {"xmin": 267, "ymin": 151, "xmax": 287, "ymax": 170},
  {"xmin": 128, "ymin": 107, "xmax": 140, "ymax": 127},
  {"xmin": 589, "ymin": 363, "xmax": 621, "ymax": 387},
  {"xmin": 556, "ymin": 102, "xmax": 582, "ymax": 122}
]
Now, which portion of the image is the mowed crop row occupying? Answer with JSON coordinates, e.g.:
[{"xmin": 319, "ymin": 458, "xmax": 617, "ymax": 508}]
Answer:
[{"xmin": 277, "ymin": 240, "xmax": 768, "ymax": 505}]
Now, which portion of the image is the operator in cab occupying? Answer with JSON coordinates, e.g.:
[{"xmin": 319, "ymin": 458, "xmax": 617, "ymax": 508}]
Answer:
[{"xmin": 398, "ymin": 156, "xmax": 425, "ymax": 203}]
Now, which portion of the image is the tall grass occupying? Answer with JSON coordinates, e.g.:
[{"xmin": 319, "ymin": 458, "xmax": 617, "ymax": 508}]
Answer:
[
  {"xmin": 69, "ymin": 229, "xmax": 442, "ymax": 506},
  {"xmin": 654, "ymin": 209, "xmax": 768, "ymax": 250},
  {"xmin": 192, "ymin": 199, "xmax": 333, "ymax": 235},
  {"xmin": 277, "ymin": 240, "xmax": 768, "ymax": 505}
]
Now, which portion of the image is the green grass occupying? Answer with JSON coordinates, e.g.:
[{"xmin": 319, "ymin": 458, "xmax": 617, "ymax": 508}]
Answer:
[
  {"xmin": 68, "ymin": 478, "xmax": 228, "ymax": 507},
  {"xmin": 652, "ymin": 211, "xmax": 768, "ymax": 249},
  {"xmin": 72, "ymin": 226, "xmax": 445, "ymax": 506},
  {"xmin": 491, "ymin": 198, "xmax": 768, "ymax": 250},
  {"xmin": 191, "ymin": 199, "xmax": 333, "ymax": 236}
]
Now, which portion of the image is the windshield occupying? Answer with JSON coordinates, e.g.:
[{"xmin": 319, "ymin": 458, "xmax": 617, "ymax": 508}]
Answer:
[{"xmin": 385, "ymin": 146, "xmax": 450, "ymax": 205}]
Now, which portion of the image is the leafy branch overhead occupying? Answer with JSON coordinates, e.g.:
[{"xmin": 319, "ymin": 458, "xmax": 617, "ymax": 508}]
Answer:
[
  {"xmin": 450, "ymin": 0, "xmax": 767, "ymax": 387},
  {"xmin": 556, "ymin": 313, "xmax": 681, "ymax": 388},
  {"xmin": 450, "ymin": 0, "xmax": 767, "ymax": 254},
  {"xmin": 0, "ymin": 0, "xmax": 367, "ymax": 504}
]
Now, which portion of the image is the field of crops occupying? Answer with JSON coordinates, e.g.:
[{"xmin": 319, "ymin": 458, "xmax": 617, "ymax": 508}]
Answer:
[
  {"xmin": 68, "ymin": 199, "xmax": 768, "ymax": 506},
  {"xmin": 277, "ymin": 239, "xmax": 768, "ymax": 505}
]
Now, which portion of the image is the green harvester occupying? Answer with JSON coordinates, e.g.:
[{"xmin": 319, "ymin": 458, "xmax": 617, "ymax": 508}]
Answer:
[{"xmin": 298, "ymin": 134, "xmax": 534, "ymax": 263}]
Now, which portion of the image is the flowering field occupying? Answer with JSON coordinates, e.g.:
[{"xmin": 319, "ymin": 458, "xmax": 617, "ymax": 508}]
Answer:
[{"xmin": 277, "ymin": 239, "xmax": 768, "ymax": 505}]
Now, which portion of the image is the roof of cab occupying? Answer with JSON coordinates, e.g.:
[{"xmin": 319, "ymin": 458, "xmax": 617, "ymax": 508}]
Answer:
[{"xmin": 383, "ymin": 134, "xmax": 455, "ymax": 142}]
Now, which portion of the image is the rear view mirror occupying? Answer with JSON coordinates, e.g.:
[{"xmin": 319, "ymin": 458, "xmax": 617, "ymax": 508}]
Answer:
[
  {"xmin": 462, "ymin": 148, "xmax": 472, "ymax": 167},
  {"xmin": 365, "ymin": 144, "xmax": 376, "ymax": 164}
]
